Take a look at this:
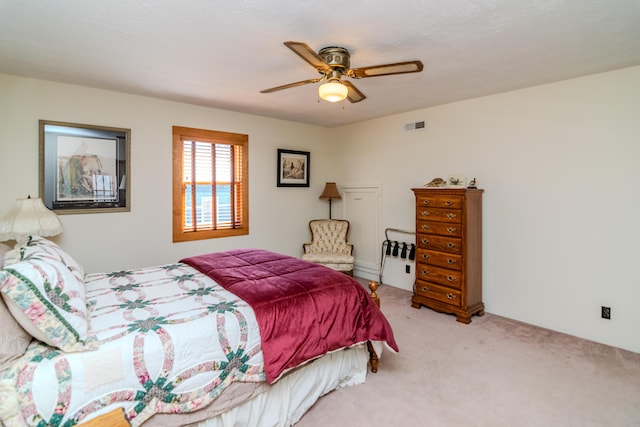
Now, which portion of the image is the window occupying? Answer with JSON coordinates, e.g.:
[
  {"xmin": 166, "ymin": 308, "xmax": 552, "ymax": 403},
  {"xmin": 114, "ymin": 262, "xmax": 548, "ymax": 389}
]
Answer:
[{"xmin": 172, "ymin": 126, "xmax": 248, "ymax": 242}]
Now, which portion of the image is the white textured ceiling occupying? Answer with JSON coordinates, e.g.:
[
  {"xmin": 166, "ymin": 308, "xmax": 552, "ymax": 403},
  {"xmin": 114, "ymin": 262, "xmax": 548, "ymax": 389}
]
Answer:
[{"xmin": 1, "ymin": 0, "xmax": 640, "ymax": 127}]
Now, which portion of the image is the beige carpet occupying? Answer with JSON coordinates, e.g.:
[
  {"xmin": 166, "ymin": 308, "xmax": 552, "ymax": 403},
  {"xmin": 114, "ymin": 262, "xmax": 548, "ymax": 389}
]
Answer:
[{"xmin": 297, "ymin": 283, "xmax": 640, "ymax": 427}]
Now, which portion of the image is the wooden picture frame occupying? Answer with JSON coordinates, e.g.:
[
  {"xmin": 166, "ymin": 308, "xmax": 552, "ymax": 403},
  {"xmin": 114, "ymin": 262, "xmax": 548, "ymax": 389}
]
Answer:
[
  {"xmin": 277, "ymin": 149, "xmax": 310, "ymax": 187},
  {"xmin": 39, "ymin": 120, "xmax": 131, "ymax": 214}
]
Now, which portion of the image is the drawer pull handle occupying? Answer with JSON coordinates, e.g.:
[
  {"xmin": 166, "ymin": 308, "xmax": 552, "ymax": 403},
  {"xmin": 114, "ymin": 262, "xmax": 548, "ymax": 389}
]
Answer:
[
  {"xmin": 445, "ymin": 200, "xmax": 453, "ymax": 206},
  {"xmin": 422, "ymin": 254, "xmax": 429, "ymax": 259},
  {"xmin": 447, "ymin": 293, "xmax": 456, "ymax": 300},
  {"xmin": 447, "ymin": 276, "xmax": 455, "ymax": 282},
  {"xmin": 447, "ymin": 227, "xmax": 457, "ymax": 233},
  {"xmin": 421, "ymin": 211, "xmax": 430, "ymax": 216},
  {"xmin": 422, "ymin": 270, "xmax": 429, "ymax": 276},
  {"xmin": 421, "ymin": 224, "xmax": 430, "ymax": 230},
  {"xmin": 421, "ymin": 286, "xmax": 430, "ymax": 292},
  {"xmin": 421, "ymin": 239, "xmax": 430, "ymax": 244},
  {"xmin": 447, "ymin": 259, "xmax": 456, "ymax": 264},
  {"xmin": 422, "ymin": 200, "xmax": 430, "ymax": 205},
  {"xmin": 446, "ymin": 213, "xmax": 457, "ymax": 219},
  {"xmin": 447, "ymin": 242, "xmax": 456, "ymax": 248}
]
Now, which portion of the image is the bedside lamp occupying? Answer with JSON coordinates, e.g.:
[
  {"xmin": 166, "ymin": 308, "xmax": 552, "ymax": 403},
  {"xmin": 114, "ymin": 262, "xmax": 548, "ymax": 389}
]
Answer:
[
  {"xmin": 319, "ymin": 182, "xmax": 341, "ymax": 219},
  {"xmin": 0, "ymin": 196, "xmax": 63, "ymax": 242}
]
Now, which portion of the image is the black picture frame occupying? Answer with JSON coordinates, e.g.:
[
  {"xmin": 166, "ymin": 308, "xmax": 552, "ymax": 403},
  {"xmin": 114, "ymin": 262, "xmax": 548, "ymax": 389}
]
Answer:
[
  {"xmin": 39, "ymin": 120, "xmax": 131, "ymax": 214},
  {"xmin": 277, "ymin": 149, "xmax": 310, "ymax": 187}
]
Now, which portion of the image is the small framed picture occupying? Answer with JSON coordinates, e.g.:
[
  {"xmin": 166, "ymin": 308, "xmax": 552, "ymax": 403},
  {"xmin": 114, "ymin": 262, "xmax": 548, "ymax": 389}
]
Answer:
[
  {"xmin": 447, "ymin": 175, "xmax": 466, "ymax": 188},
  {"xmin": 277, "ymin": 149, "xmax": 310, "ymax": 187}
]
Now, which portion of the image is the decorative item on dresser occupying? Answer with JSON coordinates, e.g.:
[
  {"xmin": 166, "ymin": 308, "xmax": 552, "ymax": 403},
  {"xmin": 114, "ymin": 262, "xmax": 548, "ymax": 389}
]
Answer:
[{"xmin": 411, "ymin": 187, "xmax": 484, "ymax": 323}]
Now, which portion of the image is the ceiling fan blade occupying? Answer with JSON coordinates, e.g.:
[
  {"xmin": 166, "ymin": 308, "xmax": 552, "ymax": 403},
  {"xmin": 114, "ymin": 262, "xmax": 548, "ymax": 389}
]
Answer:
[
  {"xmin": 342, "ymin": 81, "xmax": 366, "ymax": 103},
  {"xmin": 349, "ymin": 60, "xmax": 424, "ymax": 78},
  {"xmin": 260, "ymin": 78, "xmax": 321, "ymax": 94},
  {"xmin": 284, "ymin": 41, "xmax": 332, "ymax": 73}
]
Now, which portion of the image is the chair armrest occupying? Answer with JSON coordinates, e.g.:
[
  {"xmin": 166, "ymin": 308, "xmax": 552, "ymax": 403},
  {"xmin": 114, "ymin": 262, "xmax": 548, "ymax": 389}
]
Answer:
[{"xmin": 345, "ymin": 242, "xmax": 353, "ymax": 255}]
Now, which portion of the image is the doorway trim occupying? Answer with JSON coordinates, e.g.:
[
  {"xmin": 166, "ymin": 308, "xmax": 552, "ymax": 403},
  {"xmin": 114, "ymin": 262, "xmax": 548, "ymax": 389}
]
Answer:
[{"xmin": 340, "ymin": 184, "xmax": 383, "ymax": 281}]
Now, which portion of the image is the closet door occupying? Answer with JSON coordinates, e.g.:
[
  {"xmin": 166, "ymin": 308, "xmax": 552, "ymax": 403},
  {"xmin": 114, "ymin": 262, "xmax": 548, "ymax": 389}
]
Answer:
[{"xmin": 340, "ymin": 185, "xmax": 382, "ymax": 281}]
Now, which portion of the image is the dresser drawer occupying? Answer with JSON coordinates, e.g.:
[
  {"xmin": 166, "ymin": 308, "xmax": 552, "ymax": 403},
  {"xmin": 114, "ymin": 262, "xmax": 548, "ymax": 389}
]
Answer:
[
  {"xmin": 416, "ymin": 207, "xmax": 461, "ymax": 223},
  {"xmin": 416, "ymin": 234, "xmax": 462, "ymax": 254},
  {"xmin": 416, "ymin": 220, "xmax": 461, "ymax": 237},
  {"xmin": 417, "ymin": 248, "xmax": 462, "ymax": 270},
  {"xmin": 416, "ymin": 195, "xmax": 463, "ymax": 209},
  {"xmin": 415, "ymin": 280, "xmax": 462, "ymax": 307},
  {"xmin": 416, "ymin": 264, "xmax": 463, "ymax": 289}
]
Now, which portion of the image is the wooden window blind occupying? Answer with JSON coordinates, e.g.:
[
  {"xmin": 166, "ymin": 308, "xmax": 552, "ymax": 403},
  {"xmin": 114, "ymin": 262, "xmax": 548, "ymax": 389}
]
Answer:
[{"xmin": 172, "ymin": 126, "xmax": 248, "ymax": 242}]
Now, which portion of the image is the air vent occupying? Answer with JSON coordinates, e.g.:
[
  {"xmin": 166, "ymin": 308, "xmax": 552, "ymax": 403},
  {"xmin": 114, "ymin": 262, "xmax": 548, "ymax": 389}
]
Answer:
[{"xmin": 404, "ymin": 120, "xmax": 426, "ymax": 131}]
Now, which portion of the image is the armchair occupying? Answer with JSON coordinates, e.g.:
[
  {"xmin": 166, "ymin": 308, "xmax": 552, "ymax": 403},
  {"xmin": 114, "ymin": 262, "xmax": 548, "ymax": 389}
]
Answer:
[{"xmin": 302, "ymin": 219, "xmax": 355, "ymax": 275}]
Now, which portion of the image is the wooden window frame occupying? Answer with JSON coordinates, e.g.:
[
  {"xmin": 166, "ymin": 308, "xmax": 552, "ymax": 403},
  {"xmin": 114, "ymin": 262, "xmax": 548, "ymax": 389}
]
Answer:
[{"xmin": 172, "ymin": 126, "xmax": 249, "ymax": 242}]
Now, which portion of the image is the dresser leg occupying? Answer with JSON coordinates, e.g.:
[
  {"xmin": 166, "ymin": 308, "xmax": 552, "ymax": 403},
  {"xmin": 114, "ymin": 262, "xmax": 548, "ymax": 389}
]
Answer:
[{"xmin": 456, "ymin": 315, "xmax": 472, "ymax": 324}]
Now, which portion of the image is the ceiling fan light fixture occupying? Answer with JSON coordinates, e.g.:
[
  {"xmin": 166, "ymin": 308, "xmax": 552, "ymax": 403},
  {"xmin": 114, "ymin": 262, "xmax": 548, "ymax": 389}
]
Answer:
[
  {"xmin": 318, "ymin": 81, "xmax": 348, "ymax": 102},
  {"xmin": 261, "ymin": 41, "xmax": 423, "ymax": 104}
]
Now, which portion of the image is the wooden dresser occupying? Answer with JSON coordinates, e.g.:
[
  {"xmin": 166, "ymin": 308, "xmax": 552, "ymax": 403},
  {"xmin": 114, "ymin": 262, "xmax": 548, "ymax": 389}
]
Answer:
[{"xmin": 411, "ymin": 187, "xmax": 484, "ymax": 323}]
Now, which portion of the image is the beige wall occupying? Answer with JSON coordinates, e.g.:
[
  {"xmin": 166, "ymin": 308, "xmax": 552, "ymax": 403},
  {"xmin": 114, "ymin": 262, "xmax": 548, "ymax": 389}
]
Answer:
[
  {"xmin": 0, "ymin": 74, "xmax": 336, "ymax": 273},
  {"xmin": 332, "ymin": 66, "xmax": 640, "ymax": 353},
  {"xmin": 1, "ymin": 66, "xmax": 639, "ymax": 353}
]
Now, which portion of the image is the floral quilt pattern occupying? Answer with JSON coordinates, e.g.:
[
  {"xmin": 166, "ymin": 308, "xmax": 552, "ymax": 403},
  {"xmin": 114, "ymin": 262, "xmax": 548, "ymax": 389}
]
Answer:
[{"xmin": 0, "ymin": 263, "xmax": 265, "ymax": 427}]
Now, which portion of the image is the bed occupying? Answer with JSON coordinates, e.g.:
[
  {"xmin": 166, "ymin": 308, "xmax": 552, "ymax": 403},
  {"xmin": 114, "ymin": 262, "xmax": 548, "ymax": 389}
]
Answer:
[{"xmin": 0, "ymin": 237, "xmax": 397, "ymax": 426}]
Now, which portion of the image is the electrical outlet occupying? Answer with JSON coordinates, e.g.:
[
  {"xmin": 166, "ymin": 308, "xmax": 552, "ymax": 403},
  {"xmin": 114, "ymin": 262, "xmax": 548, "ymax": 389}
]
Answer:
[
  {"xmin": 601, "ymin": 306, "xmax": 611, "ymax": 319},
  {"xmin": 405, "ymin": 264, "xmax": 411, "ymax": 274}
]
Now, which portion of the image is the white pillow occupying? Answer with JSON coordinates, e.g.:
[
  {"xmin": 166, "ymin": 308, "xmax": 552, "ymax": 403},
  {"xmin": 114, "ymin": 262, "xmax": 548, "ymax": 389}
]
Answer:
[
  {"xmin": 0, "ymin": 257, "xmax": 95, "ymax": 352},
  {"xmin": 3, "ymin": 236, "xmax": 84, "ymax": 282}
]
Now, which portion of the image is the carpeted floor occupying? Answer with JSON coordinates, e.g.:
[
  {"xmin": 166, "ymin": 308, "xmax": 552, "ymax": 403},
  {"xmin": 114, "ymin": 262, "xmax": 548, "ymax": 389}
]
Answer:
[{"xmin": 296, "ymin": 282, "xmax": 640, "ymax": 427}]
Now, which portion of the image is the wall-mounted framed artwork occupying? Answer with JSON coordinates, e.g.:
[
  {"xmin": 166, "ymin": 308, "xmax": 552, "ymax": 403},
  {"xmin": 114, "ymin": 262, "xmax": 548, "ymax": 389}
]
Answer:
[
  {"xmin": 277, "ymin": 148, "xmax": 310, "ymax": 187},
  {"xmin": 39, "ymin": 120, "xmax": 131, "ymax": 214}
]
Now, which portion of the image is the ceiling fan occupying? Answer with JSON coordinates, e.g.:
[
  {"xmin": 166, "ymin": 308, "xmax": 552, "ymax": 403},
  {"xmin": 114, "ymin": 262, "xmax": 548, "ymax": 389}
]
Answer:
[{"xmin": 260, "ymin": 41, "xmax": 424, "ymax": 103}]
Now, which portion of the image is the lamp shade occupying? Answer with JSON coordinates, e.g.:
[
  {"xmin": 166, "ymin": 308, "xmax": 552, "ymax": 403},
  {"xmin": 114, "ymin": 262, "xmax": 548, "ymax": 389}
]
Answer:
[
  {"xmin": 0, "ymin": 197, "xmax": 63, "ymax": 241},
  {"xmin": 319, "ymin": 182, "xmax": 341, "ymax": 200},
  {"xmin": 318, "ymin": 82, "xmax": 348, "ymax": 102}
]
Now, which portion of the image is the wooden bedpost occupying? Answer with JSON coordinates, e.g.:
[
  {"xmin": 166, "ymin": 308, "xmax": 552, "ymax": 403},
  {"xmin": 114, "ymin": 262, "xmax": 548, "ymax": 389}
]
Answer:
[
  {"xmin": 367, "ymin": 341, "xmax": 379, "ymax": 373},
  {"xmin": 368, "ymin": 280, "xmax": 380, "ymax": 308},
  {"xmin": 367, "ymin": 280, "xmax": 380, "ymax": 373}
]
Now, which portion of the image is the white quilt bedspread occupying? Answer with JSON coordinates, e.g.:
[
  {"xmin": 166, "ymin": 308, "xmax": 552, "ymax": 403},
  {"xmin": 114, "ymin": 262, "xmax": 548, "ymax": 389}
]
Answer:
[{"xmin": 0, "ymin": 263, "xmax": 265, "ymax": 427}]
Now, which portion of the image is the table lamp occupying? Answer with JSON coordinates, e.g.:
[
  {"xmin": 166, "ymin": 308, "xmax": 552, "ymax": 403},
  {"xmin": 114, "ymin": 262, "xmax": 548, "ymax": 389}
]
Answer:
[
  {"xmin": 0, "ymin": 196, "xmax": 63, "ymax": 242},
  {"xmin": 319, "ymin": 182, "xmax": 341, "ymax": 219}
]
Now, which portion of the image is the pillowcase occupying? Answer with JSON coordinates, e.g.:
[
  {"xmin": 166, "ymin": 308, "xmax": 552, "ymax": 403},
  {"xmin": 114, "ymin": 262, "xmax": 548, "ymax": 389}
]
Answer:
[
  {"xmin": 3, "ymin": 236, "xmax": 84, "ymax": 283},
  {"xmin": 0, "ymin": 243, "xmax": 32, "ymax": 371},
  {"xmin": 0, "ymin": 242, "xmax": 10, "ymax": 268},
  {"xmin": 0, "ymin": 257, "xmax": 94, "ymax": 352},
  {"xmin": 0, "ymin": 295, "xmax": 32, "ymax": 372}
]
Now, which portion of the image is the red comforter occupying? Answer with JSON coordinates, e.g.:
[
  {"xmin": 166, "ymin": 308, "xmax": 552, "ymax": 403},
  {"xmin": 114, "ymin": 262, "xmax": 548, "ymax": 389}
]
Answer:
[{"xmin": 180, "ymin": 248, "xmax": 398, "ymax": 383}]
